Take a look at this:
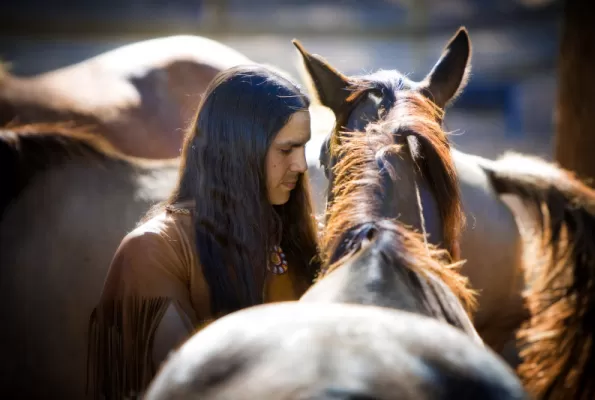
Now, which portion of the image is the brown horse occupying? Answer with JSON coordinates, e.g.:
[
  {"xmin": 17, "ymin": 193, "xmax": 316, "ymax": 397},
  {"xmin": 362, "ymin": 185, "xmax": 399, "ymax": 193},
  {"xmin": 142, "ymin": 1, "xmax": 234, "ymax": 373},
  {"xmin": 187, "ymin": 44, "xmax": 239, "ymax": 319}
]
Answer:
[
  {"xmin": 144, "ymin": 302, "xmax": 529, "ymax": 400},
  {"xmin": 294, "ymin": 28, "xmax": 524, "ymax": 358},
  {"xmin": 0, "ymin": 35, "xmax": 252, "ymax": 159},
  {"xmin": 296, "ymin": 27, "xmax": 595, "ymax": 400},
  {"xmin": 0, "ymin": 124, "xmax": 179, "ymax": 398}
]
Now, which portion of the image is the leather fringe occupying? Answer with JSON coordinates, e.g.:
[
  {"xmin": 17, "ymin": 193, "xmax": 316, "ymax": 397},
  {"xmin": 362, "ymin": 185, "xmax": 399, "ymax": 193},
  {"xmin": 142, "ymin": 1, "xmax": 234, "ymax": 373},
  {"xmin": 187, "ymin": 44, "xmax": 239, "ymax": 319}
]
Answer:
[{"xmin": 86, "ymin": 296, "xmax": 171, "ymax": 399}]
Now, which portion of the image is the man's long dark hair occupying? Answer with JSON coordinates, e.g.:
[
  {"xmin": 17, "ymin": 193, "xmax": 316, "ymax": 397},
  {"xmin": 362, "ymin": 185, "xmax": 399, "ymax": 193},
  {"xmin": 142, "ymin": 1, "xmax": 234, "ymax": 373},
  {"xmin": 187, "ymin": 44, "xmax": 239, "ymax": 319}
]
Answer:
[{"xmin": 146, "ymin": 64, "xmax": 320, "ymax": 317}]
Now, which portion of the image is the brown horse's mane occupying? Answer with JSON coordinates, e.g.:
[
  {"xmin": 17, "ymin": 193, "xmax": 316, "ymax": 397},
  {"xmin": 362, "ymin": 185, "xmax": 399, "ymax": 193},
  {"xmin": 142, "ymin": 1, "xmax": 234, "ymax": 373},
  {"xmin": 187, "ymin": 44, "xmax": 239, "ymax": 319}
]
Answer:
[
  {"xmin": 320, "ymin": 90, "xmax": 476, "ymax": 318},
  {"xmin": 0, "ymin": 123, "xmax": 168, "ymax": 219},
  {"xmin": 485, "ymin": 152, "xmax": 595, "ymax": 400},
  {"xmin": 327, "ymin": 89, "xmax": 465, "ymax": 261}
]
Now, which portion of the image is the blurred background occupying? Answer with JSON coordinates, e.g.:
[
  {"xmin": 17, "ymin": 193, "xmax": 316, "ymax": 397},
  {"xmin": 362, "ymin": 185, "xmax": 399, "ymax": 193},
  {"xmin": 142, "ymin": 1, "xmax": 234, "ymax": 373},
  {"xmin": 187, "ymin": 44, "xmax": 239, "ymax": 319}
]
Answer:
[{"xmin": 0, "ymin": 0, "xmax": 561, "ymax": 160}]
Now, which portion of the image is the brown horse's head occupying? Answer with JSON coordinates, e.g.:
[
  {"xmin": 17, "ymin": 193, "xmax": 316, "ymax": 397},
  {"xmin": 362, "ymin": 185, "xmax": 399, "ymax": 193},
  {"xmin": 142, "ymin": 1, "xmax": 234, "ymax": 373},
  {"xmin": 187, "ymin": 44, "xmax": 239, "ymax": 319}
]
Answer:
[{"xmin": 294, "ymin": 27, "xmax": 471, "ymax": 261}]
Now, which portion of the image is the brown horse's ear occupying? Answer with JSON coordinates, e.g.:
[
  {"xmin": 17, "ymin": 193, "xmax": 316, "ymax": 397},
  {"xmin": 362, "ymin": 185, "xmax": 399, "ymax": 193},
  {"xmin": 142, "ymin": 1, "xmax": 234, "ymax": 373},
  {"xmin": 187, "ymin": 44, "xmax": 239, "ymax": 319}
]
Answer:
[
  {"xmin": 292, "ymin": 39, "xmax": 351, "ymax": 115},
  {"xmin": 420, "ymin": 27, "xmax": 472, "ymax": 108}
]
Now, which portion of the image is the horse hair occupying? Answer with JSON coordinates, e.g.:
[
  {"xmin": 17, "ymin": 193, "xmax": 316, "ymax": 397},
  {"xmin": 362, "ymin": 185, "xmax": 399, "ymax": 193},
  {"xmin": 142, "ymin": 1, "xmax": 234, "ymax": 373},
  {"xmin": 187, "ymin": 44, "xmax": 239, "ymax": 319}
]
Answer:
[{"xmin": 485, "ymin": 152, "xmax": 595, "ymax": 400}]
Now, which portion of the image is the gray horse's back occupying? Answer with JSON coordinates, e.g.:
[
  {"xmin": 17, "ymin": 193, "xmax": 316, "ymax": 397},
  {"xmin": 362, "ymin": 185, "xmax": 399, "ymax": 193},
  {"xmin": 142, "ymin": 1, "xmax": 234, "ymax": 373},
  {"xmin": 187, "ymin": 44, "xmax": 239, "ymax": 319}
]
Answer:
[{"xmin": 146, "ymin": 303, "xmax": 528, "ymax": 400}]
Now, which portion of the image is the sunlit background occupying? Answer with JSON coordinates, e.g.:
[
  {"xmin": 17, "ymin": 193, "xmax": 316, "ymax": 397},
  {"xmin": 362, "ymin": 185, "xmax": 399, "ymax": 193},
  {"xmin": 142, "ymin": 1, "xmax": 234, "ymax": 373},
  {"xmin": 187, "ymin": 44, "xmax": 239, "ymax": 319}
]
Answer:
[{"xmin": 0, "ymin": 0, "xmax": 561, "ymax": 160}]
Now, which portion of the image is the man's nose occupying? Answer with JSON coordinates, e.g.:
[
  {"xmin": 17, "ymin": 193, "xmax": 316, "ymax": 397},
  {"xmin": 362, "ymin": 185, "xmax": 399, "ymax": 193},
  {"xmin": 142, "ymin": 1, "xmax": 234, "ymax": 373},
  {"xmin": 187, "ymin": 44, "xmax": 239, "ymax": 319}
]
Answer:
[{"xmin": 291, "ymin": 147, "xmax": 308, "ymax": 173}]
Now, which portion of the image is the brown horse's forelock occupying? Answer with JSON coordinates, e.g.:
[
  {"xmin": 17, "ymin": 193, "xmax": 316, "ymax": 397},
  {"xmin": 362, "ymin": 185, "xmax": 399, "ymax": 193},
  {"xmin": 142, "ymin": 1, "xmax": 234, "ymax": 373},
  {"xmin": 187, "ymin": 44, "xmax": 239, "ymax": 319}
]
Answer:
[
  {"xmin": 486, "ymin": 153, "xmax": 595, "ymax": 400},
  {"xmin": 326, "ymin": 89, "xmax": 465, "ymax": 261},
  {"xmin": 321, "ymin": 90, "xmax": 475, "ymax": 316}
]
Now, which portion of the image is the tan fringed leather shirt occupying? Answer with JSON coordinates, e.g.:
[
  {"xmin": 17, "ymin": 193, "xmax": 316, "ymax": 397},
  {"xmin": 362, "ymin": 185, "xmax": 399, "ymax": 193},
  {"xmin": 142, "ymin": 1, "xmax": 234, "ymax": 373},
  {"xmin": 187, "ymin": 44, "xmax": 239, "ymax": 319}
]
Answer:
[{"xmin": 88, "ymin": 205, "xmax": 310, "ymax": 399}]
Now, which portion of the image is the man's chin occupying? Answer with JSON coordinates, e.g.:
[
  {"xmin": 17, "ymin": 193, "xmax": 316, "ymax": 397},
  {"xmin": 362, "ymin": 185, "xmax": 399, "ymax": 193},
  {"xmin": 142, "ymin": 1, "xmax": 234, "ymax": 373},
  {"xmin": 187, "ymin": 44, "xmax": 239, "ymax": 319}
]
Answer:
[{"xmin": 270, "ymin": 193, "xmax": 291, "ymax": 206}]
